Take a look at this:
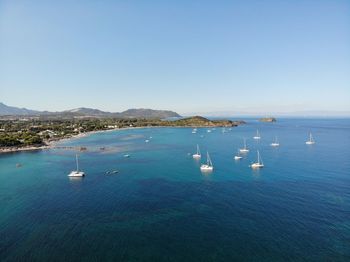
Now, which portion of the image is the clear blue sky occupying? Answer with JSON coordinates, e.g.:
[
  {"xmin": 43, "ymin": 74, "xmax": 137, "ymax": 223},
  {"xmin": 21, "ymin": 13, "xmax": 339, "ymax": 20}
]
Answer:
[{"xmin": 1, "ymin": 0, "xmax": 349, "ymax": 114}]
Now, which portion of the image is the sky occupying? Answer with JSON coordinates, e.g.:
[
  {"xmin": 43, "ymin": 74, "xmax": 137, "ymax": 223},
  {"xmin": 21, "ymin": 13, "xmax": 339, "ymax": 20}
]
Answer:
[{"xmin": 0, "ymin": 0, "xmax": 349, "ymax": 115}]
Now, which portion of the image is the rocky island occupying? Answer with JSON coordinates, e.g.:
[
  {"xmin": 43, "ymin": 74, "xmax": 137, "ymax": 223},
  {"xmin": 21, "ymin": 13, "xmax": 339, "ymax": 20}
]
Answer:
[{"xmin": 259, "ymin": 117, "xmax": 276, "ymax": 122}]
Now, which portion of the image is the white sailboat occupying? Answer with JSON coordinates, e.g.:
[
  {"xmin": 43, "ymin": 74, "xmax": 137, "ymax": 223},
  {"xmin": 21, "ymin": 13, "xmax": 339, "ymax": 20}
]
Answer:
[
  {"xmin": 253, "ymin": 129, "xmax": 261, "ymax": 139},
  {"xmin": 200, "ymin": 151, "xmax": 213, "ymax": 171},
  {"xmin": 270, "ymin": 136, "xmax": 280, "ymax": 147},
  {"xmin": 68, "ymin": 154, "xmax": 85, "ymax": 177},
  {"xmin": 251, "ymin": 150, "xmax": 264, "ymax": 169},
  {"xmin": 192, "ymin": 128, "xmax": 197, "ymax": 134},
  {"xmin": 239, "ymin": 138, "xmax": 249, "ymax": 153},
  {"xmin": 192, "ymin": 144, "xmax": 201, "ymax": 159},
  {"xmin": 305, "ymin": 133, "xmax": 315, "ymax": 145},
  {"xmin": 234, "ymin": 150, "xmax": 243, "ymax": 160}
]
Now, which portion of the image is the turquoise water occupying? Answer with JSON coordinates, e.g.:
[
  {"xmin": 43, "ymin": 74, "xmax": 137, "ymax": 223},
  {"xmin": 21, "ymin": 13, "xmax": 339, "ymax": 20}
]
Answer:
[{"xmin": 1, "ymin": 119, "xmax": 350, "ymax": 261}]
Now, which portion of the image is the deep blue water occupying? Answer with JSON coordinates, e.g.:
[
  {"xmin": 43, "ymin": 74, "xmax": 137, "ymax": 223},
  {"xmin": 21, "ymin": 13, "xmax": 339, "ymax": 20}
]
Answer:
[{"xmin": 1, "ymin": 118, "xmax": 350, "ymax": 261}]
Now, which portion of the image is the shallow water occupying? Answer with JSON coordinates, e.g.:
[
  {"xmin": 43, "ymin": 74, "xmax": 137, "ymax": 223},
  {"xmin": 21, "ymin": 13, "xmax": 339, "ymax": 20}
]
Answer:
[{"xmin": 1, "ymin": 118, "xmax": 350, "ymax": 261}]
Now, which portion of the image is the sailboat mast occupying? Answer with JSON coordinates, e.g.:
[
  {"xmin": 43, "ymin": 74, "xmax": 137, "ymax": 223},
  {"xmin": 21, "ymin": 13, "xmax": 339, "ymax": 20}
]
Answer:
[
  {"xmin": 259, "ymin": 151, "xmax": 263, "ymax": 165},
  {"xmin": 76, "ymin": 154, "xmax": 79, "ymax": 172},
  {"xmin": 207, "ymin": 152, "xmax": 212, "ymax": 167}
]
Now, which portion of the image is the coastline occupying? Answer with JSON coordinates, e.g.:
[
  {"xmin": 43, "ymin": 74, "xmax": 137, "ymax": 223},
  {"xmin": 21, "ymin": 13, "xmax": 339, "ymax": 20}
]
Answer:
[
  {"xmin": 0, "ymin": 124, "xmax": 243, "ymax": 154},
  {"xmin": 0, "ymin": 128, "xmax": 122, "ymax": 154},
  {"xmin": 0, "ymin": 145, "xmax": 51, "ymax": 154}
]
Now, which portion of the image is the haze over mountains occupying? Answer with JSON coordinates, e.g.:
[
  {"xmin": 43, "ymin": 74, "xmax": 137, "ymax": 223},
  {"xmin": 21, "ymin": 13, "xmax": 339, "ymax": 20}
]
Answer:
[
  {"xmin": 0, "ymin": 102, "xmax": 181, "ymax": 119},
  {"xmin": 184, "ymin": 110, "xmax": 350, "ymax": 118},
  {"xmin": 1, "ymin": 102, "xmax": 349, "ymax": 118}
]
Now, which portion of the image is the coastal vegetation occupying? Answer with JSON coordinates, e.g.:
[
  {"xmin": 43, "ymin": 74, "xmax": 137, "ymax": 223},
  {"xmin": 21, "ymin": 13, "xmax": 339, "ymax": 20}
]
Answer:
[
  {"xmin": 0, "ymin": 132, "xmax": 43, "ymax": 147},
  {"xmin": 0, "ymin": 116, "xmax": 244, "ymax": 150},
  {"xmin": 170, "ymin": 116, "xmax": 245, "ymax": 127}
]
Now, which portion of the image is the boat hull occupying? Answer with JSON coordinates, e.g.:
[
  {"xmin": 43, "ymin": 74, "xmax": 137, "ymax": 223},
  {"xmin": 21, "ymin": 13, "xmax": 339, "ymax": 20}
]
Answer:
[
  {"xmin": 251, "ymin": 163, "xmax": 264, "ymax": 169},
  {"xmin": 200, "ymin": 165, "xmax": 213, "ymax": 171},
  {"xmin": 68, "ymin": 171, "xmax": 85, "ymax": 177}
]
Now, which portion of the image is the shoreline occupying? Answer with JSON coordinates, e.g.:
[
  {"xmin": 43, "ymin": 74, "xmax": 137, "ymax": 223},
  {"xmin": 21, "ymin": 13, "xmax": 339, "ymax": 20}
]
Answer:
[
  {"xmin": 0, "ymin": 124, "xmax": 242, "ymax": 154},
  {"xmin": 0, "ymin": 128, "xmax": 123, "ymax": 154}
]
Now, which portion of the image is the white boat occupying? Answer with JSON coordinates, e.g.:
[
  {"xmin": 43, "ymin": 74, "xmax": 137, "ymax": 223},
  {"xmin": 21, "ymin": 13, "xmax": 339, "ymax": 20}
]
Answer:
[
  {"xmin": 68, "ymin": 154, "xmax": 85, "ymax": 177},
  {"xmin": 251, "ymin": 150, "xmax": 264, "ymax": 169},
  {"xmin": 207, "ymin": 129, "xmax": 211, "ymax": 133},
  {"xmin": 305, "ymin": 133, "xmax": 315, "ymax": 145},
  {"xmin": 253, "ymin": 129, "xmax": 261, "ymax": 139},
  {"xmin": 192, "ymin": 144, "xmax": 201, "ymax": 159},
  {"xmin": 234, "ymin": 150, "xmax": 243, "ymax": 160},
  {"xmin": 200, "ymin": 151, "xmax": 213, "ymax": 171},
  {"xmin": 145, "ymin": 139, "xmax": 150, "ymax": 143},
  {"xmin": 270, "ymin": 136, "xmax": 280, "ymax": 147},
  {"xmin": 106, "ymin": 170, "xmax": 119, "ymax": 175},
  {"xmin": 124, "ymin": 154, "xmax": 130, "ymax": 158},
  {"xmin": 239, "ymin": 138, "xmax": 249, "ymax": 153},
  {"xmin": 192, "ymin": 128, "xmax": 197, "ymax": 134}
]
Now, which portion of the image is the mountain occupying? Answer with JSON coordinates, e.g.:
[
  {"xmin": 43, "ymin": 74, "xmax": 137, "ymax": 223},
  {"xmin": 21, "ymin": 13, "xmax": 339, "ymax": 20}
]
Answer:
[
  {"xmin": 118, "ymin": 108, "xmax": 180, "ymax": 118},
  {"xmin": 0, "ymin": 102, "xmax": 181, "ymax": 119},
  {"xmin": 63, "ymin": 107, "xmax": 180, "ymax": 118},
  {"xmin": 0, "ymin": 102, "xmax": 40, "ymax": 115},
  {"xmin": 64, "ymin": 107, "xmax": 112, "ymax": 116}
]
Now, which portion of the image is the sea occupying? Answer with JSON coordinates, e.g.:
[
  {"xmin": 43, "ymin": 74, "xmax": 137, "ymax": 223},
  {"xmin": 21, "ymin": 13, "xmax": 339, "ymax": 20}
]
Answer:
[{"xmin": 0, "ymin": 118, "xmax": 349, "ymax": 261}]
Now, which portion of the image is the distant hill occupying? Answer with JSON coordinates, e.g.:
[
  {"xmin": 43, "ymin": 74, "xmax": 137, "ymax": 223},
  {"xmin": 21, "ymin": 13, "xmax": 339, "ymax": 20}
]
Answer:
[
  {"xmin": 0, "ymin": 102, "xmax": 40, "ymax": 115},
  {"xmin": 172, "ymin": 116, "xmax": 245, "ymax": 127},
  {"xmin": 0, "ymin": 102, "xmax": 181, "ymax": 119},
  {"xmin": 64, "ymin": 107, "xmax": 112, "ymax": 116},
  {"xmin": 118, "ymin": 108, "xmax": 180, "ymax": 118}
]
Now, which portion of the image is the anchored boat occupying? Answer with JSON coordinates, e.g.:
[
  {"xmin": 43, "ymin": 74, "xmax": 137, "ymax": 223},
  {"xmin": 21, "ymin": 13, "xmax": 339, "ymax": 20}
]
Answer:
[
  {"xmin": 200, "ymin": 152, "xmax": 213, "ymax": 171},
  {"xmin": 251, "ymin": 150, "xmax": 264, "ymax": 169},
  {"xmin": 68, "ymin": 154, "xmax": 85, "ymax": 177}
]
